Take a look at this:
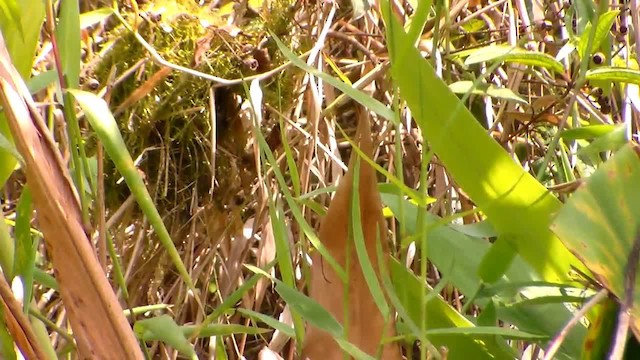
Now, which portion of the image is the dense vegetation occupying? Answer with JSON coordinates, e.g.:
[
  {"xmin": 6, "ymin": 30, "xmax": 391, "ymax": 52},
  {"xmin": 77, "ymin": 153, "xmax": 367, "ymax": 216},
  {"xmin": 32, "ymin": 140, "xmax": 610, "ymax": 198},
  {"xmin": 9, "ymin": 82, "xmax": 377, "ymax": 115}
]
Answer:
[{"xmin": 1, "ymin": 0, "xmax": 640, "ymax": 359}]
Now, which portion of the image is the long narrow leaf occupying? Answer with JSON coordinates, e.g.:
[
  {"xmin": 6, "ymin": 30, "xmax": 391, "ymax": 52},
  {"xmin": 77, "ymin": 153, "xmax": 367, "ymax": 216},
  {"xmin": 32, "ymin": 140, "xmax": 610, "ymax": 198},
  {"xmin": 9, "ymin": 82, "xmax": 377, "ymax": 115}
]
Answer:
[{"xmin": 67, "ymin": 89, "xmax": 199, "ymax": 300}]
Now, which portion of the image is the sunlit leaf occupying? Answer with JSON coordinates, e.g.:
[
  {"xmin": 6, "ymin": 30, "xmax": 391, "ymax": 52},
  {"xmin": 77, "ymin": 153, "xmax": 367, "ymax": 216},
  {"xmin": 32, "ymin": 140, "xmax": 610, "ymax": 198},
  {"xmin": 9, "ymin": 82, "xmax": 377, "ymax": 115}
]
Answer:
[
  {"xmin": 134, "ymin": 315, "xmax": 195, "ymax": 357},
  {"xmin": 552, "ymin": 144, "xmax": 640, "ymax": 334},
  {"xmin": 577, "ymin": 11, "xmax": 618, "ymax": 60},
  {"xmin": 561, "ymin": 124, "xmax": 617, "ymax": 141},
  {"xmin": 449, "ymin": 81, "xmax": 527, "ymax": 104},
  {"xmin": 586, "ymin": 67, "xmax": 640, "ymax": 85},
  {"xmin": 464, "ymin": 45, "xmax": 565, "ymax": 74},
  {"xmin": 425, "ymin": 326, "xmax": 546, "ymax": 340}
]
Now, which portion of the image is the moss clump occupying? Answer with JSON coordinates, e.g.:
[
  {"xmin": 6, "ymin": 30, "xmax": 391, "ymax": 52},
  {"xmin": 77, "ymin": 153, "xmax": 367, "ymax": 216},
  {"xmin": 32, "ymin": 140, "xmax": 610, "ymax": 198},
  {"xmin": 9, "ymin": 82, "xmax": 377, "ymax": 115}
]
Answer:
[{"xmin": 91, "ymin": 0, "xmax": 298, "ymax": 219}]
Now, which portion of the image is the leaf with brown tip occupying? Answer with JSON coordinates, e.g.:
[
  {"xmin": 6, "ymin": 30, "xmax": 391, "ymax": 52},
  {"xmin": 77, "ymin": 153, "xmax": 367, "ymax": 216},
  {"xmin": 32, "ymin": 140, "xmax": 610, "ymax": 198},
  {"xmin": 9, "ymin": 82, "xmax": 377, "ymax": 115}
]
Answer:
[{"xmin": 303, "ymin": 107, "xmax": 401, "ymax": 359}]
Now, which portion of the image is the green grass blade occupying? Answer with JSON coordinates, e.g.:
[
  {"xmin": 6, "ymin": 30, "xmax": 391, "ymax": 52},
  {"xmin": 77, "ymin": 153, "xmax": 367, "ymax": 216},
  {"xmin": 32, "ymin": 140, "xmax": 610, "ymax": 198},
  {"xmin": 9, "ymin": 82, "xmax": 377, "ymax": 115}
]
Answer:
[
  {"xmin": 67, "ymin": 89, "xmax": 199, "ymax": 301},
  {"xmin": 350, "ymin": 159, "xmax": 389, "ymax": 317},
  {"xmin": 55, "ymin": 0, "xmax": 81, "ymax": 89},
  {"xmin": 424, "ymin": 326, "xmax": 546, "ymax": 340},
  {"xmin": 271, "ymin": 34, "xmax": 395, "ymax": 123},
  {"xmin": 253, "ymin": 110, "xmax": 346, "ymax": 281},
  {"xmin": 586, "ymin": 67, "xmax": 640, "ymax": 84},
  {"xmin": 464, "ymin": 45, "xmax": 565, "ymax": 74},
  {"xmin": 237, "ymin": 308, "xmax": 295, "ymax": 337},
  {"xmin": 267, "ymin": 200, "xmax": 306, "ymax": 346},
  {"xmin": 274, "ymin": 280, "xmax": 375, "ymax": 360},
  {"xmin": 134, "ymin": 315, "xmax": 195, "ymax": 358},
  {"xmin": 13, "ymin": 186, "xmax": 34, "ymax": 313}
]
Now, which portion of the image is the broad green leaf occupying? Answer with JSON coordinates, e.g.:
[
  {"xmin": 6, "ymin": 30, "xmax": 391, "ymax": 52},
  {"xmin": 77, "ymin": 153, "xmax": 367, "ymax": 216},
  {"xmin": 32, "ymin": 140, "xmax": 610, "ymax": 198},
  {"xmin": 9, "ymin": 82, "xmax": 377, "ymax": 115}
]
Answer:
[
  {"xmin": 449, "ymin": 220, "xmax": 497, "ymax": 238},
  {"xmin": 577, "ymin": 124, "xmax": 627, "ymax": 158},
  {"xmin": 275, "ymin": 280, "xmax": 343, "ymax": 338},
  {"xmin": 383, "ymin": 193, "xmax": 586, "ymax": 359},
  {"xmin": 477, "ymin": 281, "xmax": 583, "ymax": 299},
  {"xmin": 0, "ymin": 0, "xmax": 22, "ymax": 40},
  {"xmin": 574, "ymin": 0, "xmax": 595, "ymax": 31},
  {"xmin": 552, "ymin": 144, "xmax": 640, "ymax": 334},
  {"xmin": 134, "ymin": 315, "xmax": 195, "ymax": 357},
  {"xmin": 26, "ymin": 70, "xmax": 57, "ymax": 94},
  {"xmin": 389, "ymin": 259, "xmax": 516, "ymax": 359},
  {"xmin": 55, "ymin": 0, "xmax": 81, "ymax": 88},
  {"xmin": 425, "ymin": 326, "xmax": 546, "ymax": 340},
  {"xmin": 449, "ymin": 81, "xmax": 527, "ymax": 104},
  {"xmin": 577, "ymin": 10, "xmax": 618, "ymax": 60},
  {"xmin": 0, "ymin": 0, "xmax": 43, "ymax": 78},
  {"xmin": 406, "ymin": 0, "xmax": 432, "ymax": 44},
  {"xmin": 477, "ymin": 235, "xmax": 517, "ymax": 284},
  {"xmin": 581, "ymin": 295, "xmax": 618, "ymax": 360},
  {"xmin": 0, "ymin": 115, "xmax": 15, "ymax": 187},
  {"xmin": 237, "ymin": 308, "xmax": 295, "ymax": 337},
  {"xmin": 67, "ymin": 89, "xmax": 198, "ymax": 298},
  {"xmin": 586, "ymin": 67, "xmax": 640, "ymax": 85},
  {"xmin": 561, "ymin": 124, "xmax": 617, "ymax": 141},
  {"xmin": 380, "ymin": 1, "xmax": 586, "ymax": 285},
  {"xmin": 464, "ymin": 45, "xmax": 565, "ymax": 74},
  {"xmin": 477, "ymin": 299, "xmax": 497, "ymax": 326}
]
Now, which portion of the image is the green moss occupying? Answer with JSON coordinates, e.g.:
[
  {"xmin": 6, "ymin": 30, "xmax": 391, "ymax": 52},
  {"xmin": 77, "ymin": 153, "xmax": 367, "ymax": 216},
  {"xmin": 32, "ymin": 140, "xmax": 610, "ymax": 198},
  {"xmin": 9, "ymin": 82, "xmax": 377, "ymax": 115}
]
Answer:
[{"xmin": 92, "ymin": 0, "xmax": 300, "ymax": 216}]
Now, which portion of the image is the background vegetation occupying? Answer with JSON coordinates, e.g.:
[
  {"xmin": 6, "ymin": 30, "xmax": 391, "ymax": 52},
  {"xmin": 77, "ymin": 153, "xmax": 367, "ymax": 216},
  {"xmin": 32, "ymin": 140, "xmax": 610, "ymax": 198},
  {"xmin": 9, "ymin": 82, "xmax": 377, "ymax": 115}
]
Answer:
[{"xmin": 1, "ymin": 0, "xmax": 640, "ymax": 359}]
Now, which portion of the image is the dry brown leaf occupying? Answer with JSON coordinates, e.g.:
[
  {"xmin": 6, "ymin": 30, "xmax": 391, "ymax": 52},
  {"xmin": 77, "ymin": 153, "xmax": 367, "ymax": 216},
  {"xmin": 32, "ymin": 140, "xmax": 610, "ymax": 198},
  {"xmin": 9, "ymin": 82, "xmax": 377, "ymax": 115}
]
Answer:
[
  {"xmin": 0, "ymin": 275, "xmax": 48, "ymax": 359},
  {"xmin": 303, "ymin": 107, "xmax": 401, "ymax": 359},
  {"xmin": 0, "ymin": 33, "xmax": 142, "ymax": 359},
  {"xmin": 255, "ymin": 217, "xmax": 277, "ymax": 310}
]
